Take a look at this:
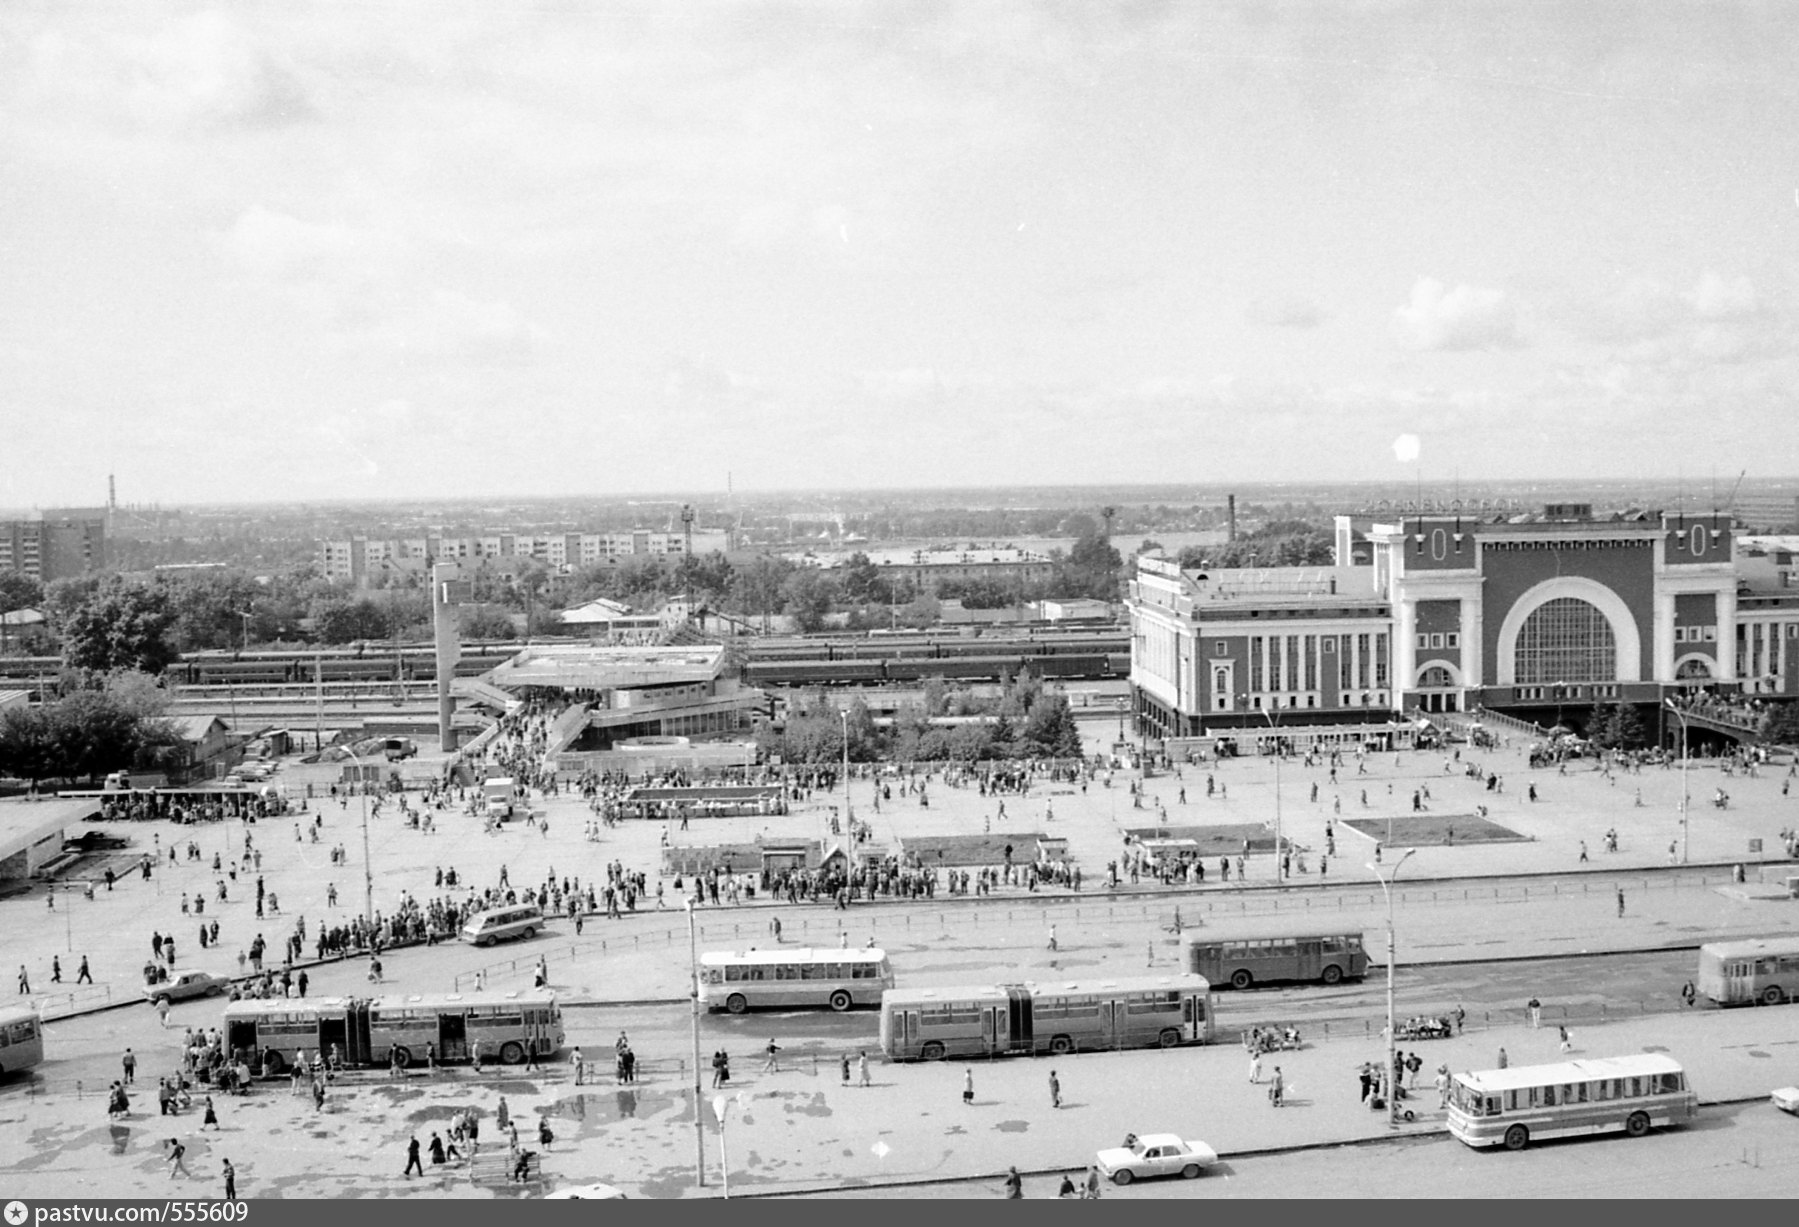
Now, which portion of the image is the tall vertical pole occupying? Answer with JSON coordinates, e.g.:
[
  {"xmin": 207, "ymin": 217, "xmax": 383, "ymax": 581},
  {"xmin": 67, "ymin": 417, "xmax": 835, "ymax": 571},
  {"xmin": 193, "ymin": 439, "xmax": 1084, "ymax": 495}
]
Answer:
[
  {"xmin": 1666, "ymin": 699, "xmax": 1689, "ymax": 865},
  {"xmin": 687, "ymin": 899, "xmax": 706, "ymax": 1187},
  {"xmin": 841, "ymin": 709, "xmax": 853, "ymax": 840},
  {"xmin": 1370, "ymin": 848, "xmax": 1414, "ymax": 1127}
]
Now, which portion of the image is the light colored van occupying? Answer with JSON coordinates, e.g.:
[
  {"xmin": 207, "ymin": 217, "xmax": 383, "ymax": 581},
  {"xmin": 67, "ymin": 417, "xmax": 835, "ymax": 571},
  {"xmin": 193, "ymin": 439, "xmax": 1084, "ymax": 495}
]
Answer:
[{"xmin": 462, "ymin": 904, "xmax": 545, "ymax": 947}]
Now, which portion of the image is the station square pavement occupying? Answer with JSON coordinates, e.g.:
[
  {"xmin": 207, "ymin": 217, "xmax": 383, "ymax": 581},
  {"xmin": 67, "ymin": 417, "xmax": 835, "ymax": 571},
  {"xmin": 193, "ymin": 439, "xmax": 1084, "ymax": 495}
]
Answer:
[{"xmin": 4, "ymin": 732, "xmax": 1799, "ymax": 1196}]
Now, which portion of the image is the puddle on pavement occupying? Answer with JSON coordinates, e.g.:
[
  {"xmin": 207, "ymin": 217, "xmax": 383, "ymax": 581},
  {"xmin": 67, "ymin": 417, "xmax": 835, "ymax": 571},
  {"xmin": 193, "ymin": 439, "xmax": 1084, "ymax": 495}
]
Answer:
[
  {"xmin": 1747, "ymin": 1050, "xmax": 1771, "ymax": 1058},
  {"xmin": 994, "ymin": 1120, "xmax": 1030, "ymax": 1133},
  {"xmin": 773, "ymin": 1091, "xmax": 832, "ymax": 1119}
]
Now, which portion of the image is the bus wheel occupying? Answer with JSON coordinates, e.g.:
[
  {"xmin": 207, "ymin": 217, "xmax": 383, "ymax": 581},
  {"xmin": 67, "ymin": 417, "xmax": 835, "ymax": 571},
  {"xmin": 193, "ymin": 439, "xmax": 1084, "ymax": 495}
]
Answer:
[
  {"xmin": 829, "ymin": 991, "xmax": 852, "ymax": 1012},
  {"xmin": 1230, "ymin": 970, "xmax": 1253, "ymax": 990},
  {"xmin": 391, "ymin": 1046, "xmax": 413, "ymax": 1069},
  {"xmin": 1158, "ymin": 1028, "xmax": 1181, "ymax": 1048},
  {"xmin": 1503, "ymin": 1125, "xmax": 1528, "ymax": 1151},
  {"xmin": 499, "ymin": 1041, "xmax": 526, "ymax": 1065},
  {"xmin": 1049, "ymin": 1035, "xmax": 1073, "ymax": 1056},
  {"xmin": 726, "ymin": 994, "xmax": 748, "ymax": 1015},
  {"xmin": 1626, "ymin": 1112, "xmax": 1650, "ymax": 1138},
  {"xmin": 920, "ymin": 1041, "xmax": 946, "ymax": 1061},
  {"xmin": 1321, "ymin": 965, "xmax": 1343, "ymax": 985},
  {"xmin": 1762, "ymin": 985, "xmax": 1785, "ymax": 1006},
  {"xmin": 263, "ymin": 1052, "xmax": 285, "ymax": 1075}
]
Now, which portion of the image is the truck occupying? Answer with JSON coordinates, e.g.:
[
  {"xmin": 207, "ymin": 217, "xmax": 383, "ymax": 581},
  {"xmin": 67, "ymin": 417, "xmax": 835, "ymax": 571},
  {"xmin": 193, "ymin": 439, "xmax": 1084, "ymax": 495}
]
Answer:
[{"xmin": 483, "ymin": 777, "xmax": 521, "ymax": 821}]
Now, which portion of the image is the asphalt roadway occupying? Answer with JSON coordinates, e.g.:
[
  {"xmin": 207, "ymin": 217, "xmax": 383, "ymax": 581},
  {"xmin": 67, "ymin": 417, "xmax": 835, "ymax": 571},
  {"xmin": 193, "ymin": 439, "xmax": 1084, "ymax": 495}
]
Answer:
[{"xmin": 4, "ymin": 730, "xmax": 1799, "ymax": 1198}]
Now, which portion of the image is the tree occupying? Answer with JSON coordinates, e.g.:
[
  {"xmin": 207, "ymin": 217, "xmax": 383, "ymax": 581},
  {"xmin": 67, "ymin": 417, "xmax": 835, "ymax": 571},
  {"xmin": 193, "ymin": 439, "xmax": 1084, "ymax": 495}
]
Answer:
[
  {"xmin": 895, "ymin": 592, "xmax": 940, "ymax": 629},
  {"xmin": 61, "ymin": 580, "xmax": 178, "ymax": 674},
  {"xmin": 0, "ymin": 679, "xmax": 180, "ymax": 783},
  {"xmin": 459, "ymin": 604, "xmax": 519, "ymax": 640},
  {"xmin": 1766, "ymin": 702, "xmax": 1799, "ymax": 746},
  {"xmin": 0, "ymin": 571, "xmax": 43, "ymax": 613},
  {"xmin": 1019, "ymin": 693, "xmax": 1083, "ymax": 758},
  {"xmin": 780, "ymin": 569, "xmax": 837, "ymax": 633},
  {"xmin": 311, "ymin": 598, "xmax": 392, "ymax": 645}
]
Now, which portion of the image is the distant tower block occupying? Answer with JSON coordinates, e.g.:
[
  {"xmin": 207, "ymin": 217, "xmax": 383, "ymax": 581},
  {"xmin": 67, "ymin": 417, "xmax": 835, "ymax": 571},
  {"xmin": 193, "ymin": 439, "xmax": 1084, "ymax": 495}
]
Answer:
[{"xmin": 432, "ymin": 562, "xmax": 470, "ymax": 751}]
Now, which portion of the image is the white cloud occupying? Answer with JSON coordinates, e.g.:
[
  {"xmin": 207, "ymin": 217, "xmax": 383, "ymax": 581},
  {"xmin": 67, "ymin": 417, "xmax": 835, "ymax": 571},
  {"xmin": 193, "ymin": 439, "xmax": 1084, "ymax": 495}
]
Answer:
[
  {"xmin": 23, "ymin": 11, "xmax": 310, "ymax": 133},
  {"xmin": 1247, "ymin": 297, "xmax": 1326, "ymax": 329},
  {"xmin": 218, "ymin": 207, "xmax": 363, "ymax": 277},
  {"xmin": 1392, "ymin": 279, "xmax": 1521, "ymax": 351},
  {"xmin": 346, "ymin": 291, "xmax": 549, "ymax": 360},
  {"xmin": 1686, "ymin": 272, "xmax": 1760, "ymax": 321}
]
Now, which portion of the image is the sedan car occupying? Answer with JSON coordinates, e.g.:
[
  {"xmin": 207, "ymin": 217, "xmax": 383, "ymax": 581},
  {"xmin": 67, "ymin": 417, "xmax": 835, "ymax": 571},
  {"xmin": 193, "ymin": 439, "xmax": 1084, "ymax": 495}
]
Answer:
[
  {"xmin": 1772, "ymin": 1086, "xmax": 1799, "ymax": 1114},
  {"xmin": 144, "ymin": 969, "xmax": 228, "ymax": 1006},
  {"xmin": 1094, "ymin": 1133, "xmax": 1218, "ymax": 1185}
]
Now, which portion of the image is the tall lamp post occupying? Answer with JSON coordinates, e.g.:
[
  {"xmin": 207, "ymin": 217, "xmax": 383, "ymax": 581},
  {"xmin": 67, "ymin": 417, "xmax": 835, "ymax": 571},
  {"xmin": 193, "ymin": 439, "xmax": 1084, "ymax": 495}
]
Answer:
[
  {"xmin": 685, "ymin": 897, "xmax": 706, "ymax": 1187},
  {"xmin": 1368, "ymin": 847, "xmax": 1416, "ymax": 1127},
  {"xmin": 1261, "ymin": 705, "xmax": 1284, "ymax": 878},
  {"xmin": 341, "ymin": 749, "xmax": 375, "ymax": 928},
  {"xmin": 1664, "ymin": 698, "xmax": 1689, "ymax": 865},
  {"xmin": 840, "ymin": 708, "xmax": 853, "ymax": 839}
]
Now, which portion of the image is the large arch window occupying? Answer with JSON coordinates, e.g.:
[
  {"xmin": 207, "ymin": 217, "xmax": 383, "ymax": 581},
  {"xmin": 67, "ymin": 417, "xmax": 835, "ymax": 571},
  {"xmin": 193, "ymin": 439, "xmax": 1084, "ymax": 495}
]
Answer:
[
  {"xmin": 1418, "ymin": 666, "xmax": 1456, "ymax": 688},
  {"xmin": 1514, "ymin": 597, "xmax": 1616, "ymax": 684},
  {"xmin": 1674, "ymin": 657, "xmax": 1713, "ymax": 680}
]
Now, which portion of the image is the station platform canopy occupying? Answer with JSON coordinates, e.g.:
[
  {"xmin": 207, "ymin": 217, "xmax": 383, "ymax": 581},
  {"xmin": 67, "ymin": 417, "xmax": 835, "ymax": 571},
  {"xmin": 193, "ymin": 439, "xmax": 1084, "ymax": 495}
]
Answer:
[{"xmin": 486, "ymin": 643, "xmax": 725, "ymax": 693}]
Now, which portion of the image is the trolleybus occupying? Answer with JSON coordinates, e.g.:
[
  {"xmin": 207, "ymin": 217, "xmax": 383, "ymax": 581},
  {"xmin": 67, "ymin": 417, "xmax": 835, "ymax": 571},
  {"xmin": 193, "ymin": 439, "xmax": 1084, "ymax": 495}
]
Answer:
[
  {"xmin": 1446, "ymin": 1053, "xmax": 1697, "ymax": 1151},
  {"xmin": 0, "ymin": 1006, "xmax": 45, "ymax": 1078},
  {"xmin": 1696, "ymin": 936, "xmax": 1799, "ymax": 1006},
  {"xmin": 879, "ymin": 973, "xmax": 1212, "ymax": 1061},
  {"xmin": 222, "ymin": 990, "xmax": 563, "ymax": 1071},
  {"xmin": 1184, "ymin": 929, "xmax": 1368, "ymax": 989},
  {"xmin": 699, "ymin": 948, "xmax": 893, "ymax": 1013}
]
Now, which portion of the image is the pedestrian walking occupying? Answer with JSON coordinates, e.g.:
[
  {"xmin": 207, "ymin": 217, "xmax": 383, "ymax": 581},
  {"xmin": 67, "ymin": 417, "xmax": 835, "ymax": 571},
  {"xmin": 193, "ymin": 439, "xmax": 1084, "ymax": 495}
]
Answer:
[
  {"xmin": 1049, "ymin": 1069, "xmax": 1061, "ymax": 1109},
  {"xmin": 221, "ymin": 1158, "xmax": 236, "ymax": 1201},
  {"xmin": 1578, "ymin": 841, "xmax": 1588, "ymax": 863},
  {"xmin": 841, "ymin": 1053, "xmax": 851, "ymax": 1086},
  {"xmin": 202, "ymin": 1095, "xmax": 219, "ymax": 1130},
  {"xmin": 1558, "ymin": 1025, "xmax": 1573, "ymax": 1054},
  {"xmin": 763, "ymin": 1038, "xmax": 781, "ymax": 1074},
  {"xmin": 157, "ymin": 998, "xmax": 171, "ymax": 1028},
  {"xmin": 17, "ymin": 965, "xmax": 29, "ymax": 995},
  {"xmin": 963, "ymin": 1068, "xmax": 975, "ymax": 1105},
  {"xmin": 404, "ymin": 1135, "xmax": 424, "ymax": 1177},
  {"xmin": 1269, "ymin": 1066, "xmax": 1284, "ymax": 1107},
  {"xmin": 1004, "ymin": 1166, "xmax": 1022, "ymax": 1198},
  {"xmin": 167, "ymin": 1137, "xmax": 190, "ymax": 1179},
  {"xmin": 1617, "ymin": 887, "xmax": 1626, "ymax": 918},
  {"xmin": 1497, "ymin": 1047, "xmax": 1508, "ymax": 1069},
  {"xmin": 122, "ymin": 1048, "xmax": 136, "ymax": 1084},
  {"xmin": 857, "ymin": 1051, "xmax": 870, "ymax": 1087},
  {"xmin": 1249, "ymin": 1051, "xmax": 1262, "ymax": 1084},
  {"xmin": 1527, "ymin": 997, "xmax": 1541, "ymax": 1028},
  {"xmin": 1435, "ymin": 1065, "xmax": 1450, "ymax": 1109},
  {"xmin": 1084, "ymin": 1165, "xmax": 1102, "ymax": 1199},
  {"xmin": 1047, "ymin": 924, "xmax": 1058, "ymax": 952}
]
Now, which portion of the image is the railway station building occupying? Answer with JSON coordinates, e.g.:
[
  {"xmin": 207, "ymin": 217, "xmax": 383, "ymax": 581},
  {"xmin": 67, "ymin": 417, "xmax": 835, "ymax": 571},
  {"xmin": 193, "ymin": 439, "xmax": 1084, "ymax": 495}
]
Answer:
[{"xmin": 1129, "ymin": 503, "xmax": 1799, "ymax": 744}]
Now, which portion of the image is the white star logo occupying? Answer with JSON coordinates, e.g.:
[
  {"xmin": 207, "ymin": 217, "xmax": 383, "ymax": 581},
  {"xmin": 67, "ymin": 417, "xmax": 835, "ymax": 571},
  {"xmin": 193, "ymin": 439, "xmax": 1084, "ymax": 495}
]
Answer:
[{"xmin": 5, "ymin": 1201, "xmax": 28, "ymax": 1226}]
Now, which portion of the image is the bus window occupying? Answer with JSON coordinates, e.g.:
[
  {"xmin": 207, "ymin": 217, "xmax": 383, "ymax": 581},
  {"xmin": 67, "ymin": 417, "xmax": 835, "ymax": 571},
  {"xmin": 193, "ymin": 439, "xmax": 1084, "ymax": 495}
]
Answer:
[
  {"xmin": 1657, "ymin": 1073, "xmax": 1683, "ymax": 1093},
  {"xmin": 725, "ymin": 966, "xmax": 743, "ymax": 982}
]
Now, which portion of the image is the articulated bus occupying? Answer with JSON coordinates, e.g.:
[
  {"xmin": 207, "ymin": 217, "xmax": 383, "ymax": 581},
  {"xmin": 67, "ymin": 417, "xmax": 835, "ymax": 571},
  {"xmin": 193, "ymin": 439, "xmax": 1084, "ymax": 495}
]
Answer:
[
  {"xmin": 699, "ymin": 948, "xmax": 894, "ymax": 1013},
  {"xmin": 1184, "ymin": 929, "xmax": 1368, "ymax": 989},
  {"xmin": 879, "ymin": 974, "xmax": 1213, "ymax": 1062},
  {"xmin": 222, "ymin": 990, "xmax": 563, "ymax": 1071},
  {"xmin": 1447, "ymin": 1054, "xmax": 1697, "ymax": 1151},
  {"xmin": 1696, "ymin": 937, "xmax": 1799, "ymax": 1006},
  {"xmin": 0, "ymin": 1006, "xmax": 45, "ymax": 1079}
]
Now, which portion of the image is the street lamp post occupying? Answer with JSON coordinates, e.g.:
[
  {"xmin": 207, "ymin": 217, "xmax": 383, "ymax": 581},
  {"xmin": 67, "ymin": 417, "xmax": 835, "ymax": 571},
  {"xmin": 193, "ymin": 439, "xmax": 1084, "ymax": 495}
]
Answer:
[
  {"xmin": 712, "ymin": 1092, "xmax": 744, "ymax": 1198},
  {"xmin": 1368, "ymin": 848, "xmax": 1416, "ymax": 1128},
  {"xmin": 342, "ymin": 750, "xmax": 375, "ymax": 928},
  {"xmin": 840, "ymin": 709, "xmax": 854, "ymax": 842},
  {"xmin": 1116, "ymin": 697, "xmax": 1127, "ymax": 749},
  {"xmin": 1664, "ymin": 699, "xmax": 1689, "ymax": 865},
  {"xmin": 1262, "ymin": 706, "xmax": 1283, "ymax": 878},
  {"xmin": 686, "ymin": 897, "xmax": 706, "ymax": 1187}
]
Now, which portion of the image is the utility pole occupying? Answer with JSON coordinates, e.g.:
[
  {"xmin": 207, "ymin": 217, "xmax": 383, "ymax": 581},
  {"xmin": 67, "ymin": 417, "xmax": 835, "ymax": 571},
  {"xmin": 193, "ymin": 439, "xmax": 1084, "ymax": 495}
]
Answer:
[
  {"xmin": 1369, "ymin": 848, "xmax": 1416, "ymax": 1127},
  {"xmin": 686, "ymin": 898, "xmax": 706, "ymax": 1187},
  {"xmin": 681, "ymin": 504, "xmax": 696, "ymax": 626}
]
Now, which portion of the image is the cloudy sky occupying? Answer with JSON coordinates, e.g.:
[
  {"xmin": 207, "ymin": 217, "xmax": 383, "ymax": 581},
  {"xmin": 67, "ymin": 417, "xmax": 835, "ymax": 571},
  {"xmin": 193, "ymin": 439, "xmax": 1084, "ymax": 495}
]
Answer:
[{"xmin": 3, "ymin": 3, "xmax": 1797, "ymax": 507}]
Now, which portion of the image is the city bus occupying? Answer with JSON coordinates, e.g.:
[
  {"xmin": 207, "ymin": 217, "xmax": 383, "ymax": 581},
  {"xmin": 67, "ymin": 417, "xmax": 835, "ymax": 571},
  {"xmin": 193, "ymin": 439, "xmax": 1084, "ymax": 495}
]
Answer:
[
  {"xmin": 1184, "ymin": 929, "xmax": 1368, "ymax": 989},
  {"xmin": 0, "ymin": 1006, "xmax": 45, "ymax": 1078},
  {"xmin": 699, "ymin": 948, "xmax": 894, "ymax": 1014},
  {"xmin": 1446, "ymin": 1053, "xmax": 1697, "ymax": 1151},
  {"xmin": 1696, "ymin": 937, "xmax": 1799, "ymax": 1006},
  {"xmin": 222, "ymin": 990, "xmax": 563, "ymax": 1071},
  {"xmin": 879, "ymin": 974, "xmax": 1213, "ymax": 1061}
]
